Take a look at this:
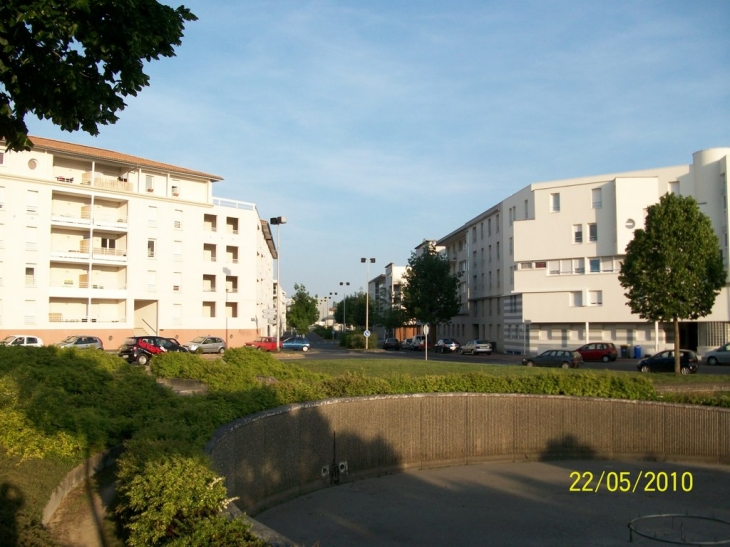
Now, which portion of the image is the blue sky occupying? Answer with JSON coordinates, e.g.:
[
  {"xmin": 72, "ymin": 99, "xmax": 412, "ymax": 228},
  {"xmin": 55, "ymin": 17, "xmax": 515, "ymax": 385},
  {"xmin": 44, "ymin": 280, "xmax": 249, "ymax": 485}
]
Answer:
[{"xmin": 26, "ymin": 0, "xmax": 730, "ymax": 301}]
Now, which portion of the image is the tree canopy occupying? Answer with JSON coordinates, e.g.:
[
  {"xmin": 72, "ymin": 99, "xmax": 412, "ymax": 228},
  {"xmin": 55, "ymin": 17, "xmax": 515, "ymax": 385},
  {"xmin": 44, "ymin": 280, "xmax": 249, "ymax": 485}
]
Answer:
[
  {"xmin": 0, "ymin": 0, "xmax": 197, "ymax": 151},
  {"xmin": 334, "ymin": 291, "xmax": 375, "ymax": 329},
  {"xmin": 619, "ymin": 193, "xmax": 726, "ymax": 374},
  {"xmin": 401, "ymin": 243, "xmax": 461, "ymax": 328},
  {"xmin": 288, "ymin": 283, "xmax": 319, "ymax": 333}
]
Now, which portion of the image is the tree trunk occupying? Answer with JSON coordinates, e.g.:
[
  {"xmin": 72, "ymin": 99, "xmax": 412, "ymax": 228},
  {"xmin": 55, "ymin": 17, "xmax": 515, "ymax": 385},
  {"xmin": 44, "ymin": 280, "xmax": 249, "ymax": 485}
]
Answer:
[{"xmin": 673, "ymin": 316, "xmax": 681, "ymax": 375}]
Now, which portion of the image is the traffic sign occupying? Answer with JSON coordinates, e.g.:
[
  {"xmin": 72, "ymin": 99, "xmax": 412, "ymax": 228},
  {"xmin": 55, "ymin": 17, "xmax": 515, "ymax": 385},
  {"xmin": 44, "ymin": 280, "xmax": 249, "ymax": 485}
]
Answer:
[
  {"xmin": 423, "ymin": 325, "xmax": 430, "ymax": 335},
  {"xmin": 363, "ymin": 330, "xmax": 371, "ymax": 337}
]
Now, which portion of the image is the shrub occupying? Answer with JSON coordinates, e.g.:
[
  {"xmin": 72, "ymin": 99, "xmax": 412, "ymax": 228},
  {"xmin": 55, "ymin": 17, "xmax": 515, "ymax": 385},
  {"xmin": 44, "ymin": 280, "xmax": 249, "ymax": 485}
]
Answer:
[
  {"xmin": 116, "ymin": 453, "xmax": 264, "ymax": 546},
  {"xmin": 341, "ymin": 331, "xmax": 378, "ymax": 349}
]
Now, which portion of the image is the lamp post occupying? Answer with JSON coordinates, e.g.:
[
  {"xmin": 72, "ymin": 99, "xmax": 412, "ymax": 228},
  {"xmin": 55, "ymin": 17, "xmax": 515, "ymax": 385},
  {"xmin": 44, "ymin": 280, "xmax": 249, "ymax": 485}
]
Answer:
[
  {"xmin": 340, "ymin": 281, "xmax": 350, "ymax": 334},
  {"xmin": 270, "ymin": 216, "xmax": 286, "ymax": 351},
  {"xmin": 360, "ymin": 258, "xmax": 375, "ymax": 349}
]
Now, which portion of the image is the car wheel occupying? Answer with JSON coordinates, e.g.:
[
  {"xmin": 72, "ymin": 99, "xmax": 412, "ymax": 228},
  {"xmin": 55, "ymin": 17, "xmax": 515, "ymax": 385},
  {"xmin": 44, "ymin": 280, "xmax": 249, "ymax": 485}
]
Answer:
[
  {"xmin": 137, "ymin": 354, "xmax": 149, "ymax": 366},
  {"xmin": 639, "ymin": 364, "xmax": 650, "ymax": 373},
  {"xmin": 302, "ymin": 346, "xmax": 309, "ymax": 352},
  {"xmin": 561, "ymin": 362, "xmax": 570, "ymax": 369},
  {"xmin": 218, "ymin": 347, "xmax": 226, "ymax": 354},
  {"xmin": 457, "ymin": 348, "xmax": 463, "ymax": 355},
  {"xmin": 680, "ymin": 367, "xmax": 690, "ymax": 375},
  {"xmin": 525, "ymin": 360, "xmax": 534, "ymax": 367},
  {"xmin": 602, "ymin": 355, "xmax": 610, "ymax": 362},
  {"xmin": 708, "ymin": 356, "xmax": 718, "ymax": 366}
]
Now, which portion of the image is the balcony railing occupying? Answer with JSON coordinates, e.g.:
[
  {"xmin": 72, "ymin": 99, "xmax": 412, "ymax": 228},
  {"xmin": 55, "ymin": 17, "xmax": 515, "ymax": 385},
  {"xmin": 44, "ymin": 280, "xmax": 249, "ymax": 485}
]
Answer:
[
  {"xmin": 49, "ymin": 313, "xmax": 126, "ymax": 323},
  {"xmin": 52, "ymin": 281, "xmax": 127, "ymax": 290},
  {"xmin": 93, "ymin": 247, "xmax": 127, "ymax": 259},
  {"xmin": 81, "ymin": 173, "xmax": 134, "ymax": 192}
]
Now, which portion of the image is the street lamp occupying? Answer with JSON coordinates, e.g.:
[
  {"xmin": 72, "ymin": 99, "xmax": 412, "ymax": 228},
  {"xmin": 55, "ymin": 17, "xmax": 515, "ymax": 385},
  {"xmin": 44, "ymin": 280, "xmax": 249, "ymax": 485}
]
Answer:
[
  {"xmin": 270, "ymin": 216, "xmax": 286, "ymax": 351},
  {"xmin": 340, "ymin": 281, "xmax": 350, "ymax": 334},
  {"xmin": 360, "ymin": 258, "xmax": 375, "ymax": 349}
]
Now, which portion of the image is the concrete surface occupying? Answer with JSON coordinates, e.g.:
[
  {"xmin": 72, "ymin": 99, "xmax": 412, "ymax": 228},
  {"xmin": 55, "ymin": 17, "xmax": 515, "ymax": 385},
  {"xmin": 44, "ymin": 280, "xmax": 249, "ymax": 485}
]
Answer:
[{"xmin": 256, "ymin": 460, "xmax": 730, "ymax": 547}]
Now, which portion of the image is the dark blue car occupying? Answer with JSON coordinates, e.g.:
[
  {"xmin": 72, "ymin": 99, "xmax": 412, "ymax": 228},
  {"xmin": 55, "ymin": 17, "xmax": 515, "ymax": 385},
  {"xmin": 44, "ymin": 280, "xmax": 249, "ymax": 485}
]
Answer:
[{"xmin": 282, "ymin": 336, "xmax": 311, "ymax": 352}]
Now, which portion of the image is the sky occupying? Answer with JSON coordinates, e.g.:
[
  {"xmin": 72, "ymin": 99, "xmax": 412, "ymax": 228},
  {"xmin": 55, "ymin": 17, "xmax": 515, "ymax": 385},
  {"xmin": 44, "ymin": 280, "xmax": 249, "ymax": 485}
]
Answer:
[{"xmin": 26, "ymin": 0, "xmax": 730, "ymax": 301}]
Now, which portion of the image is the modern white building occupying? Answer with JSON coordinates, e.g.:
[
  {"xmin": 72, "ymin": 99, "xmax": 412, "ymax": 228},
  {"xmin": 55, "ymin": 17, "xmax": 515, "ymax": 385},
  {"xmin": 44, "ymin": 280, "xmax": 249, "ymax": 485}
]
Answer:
[
  {"xmin": 0, "ymin": 136, "xmax": 277, "ymax": 348},
  {"xmin": 436, "ymin": 148, "xmax": 730, "ymax": 356}
]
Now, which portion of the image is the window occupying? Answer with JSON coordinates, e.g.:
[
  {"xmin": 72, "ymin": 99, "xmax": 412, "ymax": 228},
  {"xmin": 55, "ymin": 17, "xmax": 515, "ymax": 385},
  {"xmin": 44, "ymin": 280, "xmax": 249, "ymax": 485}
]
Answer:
[
  {"xmin": 509, "ymin": 237, "xmax": 513, "ymax": 255},
  {"xmin": 472, "ymin": 226, "xmax": 477, "ymax": 242},
  {"xmin": 25, "ymin": 266, "xmax": 35, "ymax": 287},
  {"xmin": 173, "ymin": 272, "xmax": 181, "ymax": 292},
  {"xmin": 551, "ymin": 193, "xmax": 560, "ymax": 212},
  {"xmin": 488, "ymin": 245, "xmax": 492, "ymax": 263},
  {"xmin": 573, "ymin": 258, "xmax": 585, "ymax": 274},
  {"xmin": 100, "ymin": 237, "xmax": 116, "ymax": 250},
  {"xmin": 147, "ymin": 239, "xmax": 156, "ymax": 258},
  {"xmin": 25, "ymin": 226, "xmax": 37, "ymax": 250},
  {"xmin": 171, "ymin": 184, "xmax": 179, "ymax": 197},
  {"xmin": 0, "ymin": 151, "xmax": 4, "ymax": 165},
  {"xmin": 571, "ymin": 291, "xmax": 583, "ymax": 307},
  {"xmin": 145, "ymin": 174, "xmax": 154, "ymax": 192},
  {"xmin": 524, "ymin": 199, "xmax": 529, "ymax": 218},
  {"xmin": 589, "ymin": 223, "xmax": 597, "ymax": 242},
  {"xmin": 589, "ymin": 258, "xmax": 600, "ymax": 273},
  {"xmin": 589, "ymin": 290, "xmax": 603, "ymax": 306},
  {"xmin": 147, "ymin": 270, "xmax": 156, "ymax": 291},
  {"xmin": 519, "ymin": 262, "xmax": 532, "ymax": 269},
  {"xmin": 174, "ymin": 209, "xmax": 182, "ymax": 229},
  {"xmin": 668, "ymin": 181, "xmax": 679, "ymax": 195},
  {"xmin": 173, "ymin": 241, "xmax": 182, "ymax": 262},
  {"xmin": 534, "ymin": 261, "xmax": 547, "ymax": 269},
  {"xmin": 496, "ymin": 214, "xmax": 500, "ymax": 233},
  {"xmin": 148, "ymin": 206, "xmax": 157, "ymax": 227},
  {"xmin": 592, "ymin": 188, "xmax": 602, "ymax": 208},
  {"xmin": 573, "ymin": 224, "xmax": 583, "ymax": 243},
  {"xmin": 497, "ymin": 269, "xmax": 500, "ymax": 287},
  {"xmin": 496, "ymin": 242, "xmax": 500, "ymax": 260},
  {"xmin": 488, "ymin": 218, "xmax": 492, "ymax": 236},
  {"xmin": 25, "ymin": 300, "xmax": 36, "ymax": 324},
  {"xmin": 203, "ymin": 302, "xmax": 216, "ymax": 318},
  {"xmin": 173, "ymin": 304, "xmax": 182, "ymax": 325},
  {"xmin": 26, "ymin": 190, "xmax": 38, "ymax": 213}
]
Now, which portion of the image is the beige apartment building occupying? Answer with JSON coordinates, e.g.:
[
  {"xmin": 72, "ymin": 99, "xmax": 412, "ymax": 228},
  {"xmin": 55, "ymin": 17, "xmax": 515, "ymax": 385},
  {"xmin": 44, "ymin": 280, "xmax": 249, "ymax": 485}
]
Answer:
[
  {"xmin": 436, "ymin": 148, "xmax": 730, "ymax": 356},
  {"xmin": 0, "ymin": 137, "xmax": 277, "ymax": 348}
]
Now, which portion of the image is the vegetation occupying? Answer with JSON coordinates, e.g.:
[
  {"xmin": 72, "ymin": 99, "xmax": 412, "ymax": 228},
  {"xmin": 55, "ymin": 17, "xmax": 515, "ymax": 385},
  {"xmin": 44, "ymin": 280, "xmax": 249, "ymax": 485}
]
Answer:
[
  {"xmin": 401, "ymin": 242, "xmax": 461, "ymax": 334},
  {"xmin": 0, "ymin": 0, "xmax": 197, "ymax": 151},
  {"xmin": 287, "ymin": 283, "xmax": 319, "ymax": 332},
  {"xmin": 1, "ymin": 346, "xmax": 728, "ymax": 545},
  {"xmin": 619, "ymin": 194, "xmax": 727, "ymax": 374},
  {"xmin": 333, "ymin": 291, "xmax": 374, "ymax": 329}
]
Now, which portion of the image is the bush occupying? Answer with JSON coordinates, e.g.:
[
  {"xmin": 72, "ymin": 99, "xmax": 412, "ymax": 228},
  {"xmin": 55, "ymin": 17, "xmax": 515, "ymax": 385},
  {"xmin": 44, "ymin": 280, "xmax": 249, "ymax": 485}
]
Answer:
[
  {"xmin": 341, "ymin": 331, "xmax": 378, "ymax": 349},
  {"xmin": 116, "ymin": 453, "xmax": 265, "ymax": 546}
]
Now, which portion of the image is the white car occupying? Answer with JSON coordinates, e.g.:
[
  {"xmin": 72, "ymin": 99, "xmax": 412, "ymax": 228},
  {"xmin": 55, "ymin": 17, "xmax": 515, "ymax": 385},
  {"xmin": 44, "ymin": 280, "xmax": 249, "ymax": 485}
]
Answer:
[
  {"xmin": 459, "ymin": 339, "xmax": 493, "ymax": 355},
  {"xmin": 702, "ymin": 342, "xmax": 730, "ymax": 366},
  {"xmin": 0, "ymin": 334, "xmax": 44, "ymax": 347}
]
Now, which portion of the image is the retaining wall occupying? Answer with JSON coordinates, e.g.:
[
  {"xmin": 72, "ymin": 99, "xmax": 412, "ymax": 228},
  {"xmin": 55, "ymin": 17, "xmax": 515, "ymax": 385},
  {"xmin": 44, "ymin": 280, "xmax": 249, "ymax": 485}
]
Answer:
[{"xmin": 205, "ymin": 393, "xmax": 730, "ymax": 516}]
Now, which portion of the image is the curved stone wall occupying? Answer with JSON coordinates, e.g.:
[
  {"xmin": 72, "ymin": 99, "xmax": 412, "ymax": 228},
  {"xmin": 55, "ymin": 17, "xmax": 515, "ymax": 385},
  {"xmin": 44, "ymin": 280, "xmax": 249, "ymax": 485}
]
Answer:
[{"xmin": 205, "ymin": 393, "xmax": 730, "ymax": 516}]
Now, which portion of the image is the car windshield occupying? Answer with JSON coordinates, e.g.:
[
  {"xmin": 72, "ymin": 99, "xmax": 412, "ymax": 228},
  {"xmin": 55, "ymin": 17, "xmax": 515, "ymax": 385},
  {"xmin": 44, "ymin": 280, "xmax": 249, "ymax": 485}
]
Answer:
[
  {"xmin": 61, "ymin": 336, "xmax": 79, "ymax": 343},
  {"xmin": 123, "ymin": 337, "xmax": 137, "ymax": 346},
  {"xmin": 190, "ymin": 336, "xmax": 206, "ymax": 343},
  {"xmin": 1, "ymin": 336, "xmax": 16, "ymax": 344}
]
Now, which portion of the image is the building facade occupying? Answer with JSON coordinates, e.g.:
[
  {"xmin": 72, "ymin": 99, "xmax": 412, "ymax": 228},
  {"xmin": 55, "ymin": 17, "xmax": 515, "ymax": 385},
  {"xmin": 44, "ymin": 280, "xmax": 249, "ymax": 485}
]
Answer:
[
  {"xmin": 436, "ymin": 148, "xmax": 730, "ymax": 355},
  {"xmin": 0, "ymin": 137, "xmax": 277, "ymax": 348}
]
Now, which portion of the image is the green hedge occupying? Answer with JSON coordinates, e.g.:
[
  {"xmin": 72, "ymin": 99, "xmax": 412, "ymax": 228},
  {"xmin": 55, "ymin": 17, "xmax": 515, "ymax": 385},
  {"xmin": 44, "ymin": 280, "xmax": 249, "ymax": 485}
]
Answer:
[{"xmin": 340, "ymin": 331, "xmax": 379, "ymax": 349}]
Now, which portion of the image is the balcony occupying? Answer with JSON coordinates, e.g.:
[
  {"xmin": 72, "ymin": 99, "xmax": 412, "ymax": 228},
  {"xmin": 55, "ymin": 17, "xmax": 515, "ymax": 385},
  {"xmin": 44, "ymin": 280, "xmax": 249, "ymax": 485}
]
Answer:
[{"xmin": 82, "ymin": 173, "xmax": 134, "ymax": 193}]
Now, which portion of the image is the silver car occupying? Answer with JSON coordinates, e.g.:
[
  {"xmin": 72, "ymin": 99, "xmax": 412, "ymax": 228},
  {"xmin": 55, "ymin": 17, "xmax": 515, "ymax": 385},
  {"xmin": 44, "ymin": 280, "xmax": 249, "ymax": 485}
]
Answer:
[
  {"xmin": 55, "ymin": 335, "xmax": 104, "ymax": 350},
  {"xmin": 459, "ymin": 339, "xmax": 493, "ymax": 355},
  {"xmin": 183, "ymin": 336, "xmax": 226, "ymax": 354},
  {"xmin": 702, "ymin": 343, "xmax": 730, "ymax": 366}
]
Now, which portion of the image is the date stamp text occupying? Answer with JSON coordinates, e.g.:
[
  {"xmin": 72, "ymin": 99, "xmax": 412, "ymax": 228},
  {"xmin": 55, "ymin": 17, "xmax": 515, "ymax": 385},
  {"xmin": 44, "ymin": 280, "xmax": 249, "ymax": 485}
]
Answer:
[{"xmin": 569, "ymin": 471, "xmax": 693, "ymax": 493}]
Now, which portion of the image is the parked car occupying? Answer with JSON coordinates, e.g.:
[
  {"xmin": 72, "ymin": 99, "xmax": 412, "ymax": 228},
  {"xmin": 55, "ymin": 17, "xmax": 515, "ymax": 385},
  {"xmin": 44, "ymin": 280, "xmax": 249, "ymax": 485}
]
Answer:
[
  {"xmin": 55, "ymin": 335, "xmax": 104, "ymax": 350},
  {"xmin": 383, "ymin": 338, "xmax": 400, "ymax": 350},
  {"xmin": 522, "ymin": 350, "xmax": 583, "ymax": 368},
  {"xmin": 0, "ymin": 334, "xmax": 44, "ymax": 347},
  {"xmin": 282, "ymin": 336, "xmax": 311, "ymax": 352},
  {"xmin": 575, "ymin": 342, "xmax": 617, "ymax": 362},
  {"xmin": 183, "ymin": 336, "xmax": 226, "ymax": 354},
  {"xmin": 637, "ymin": 349, "xmax": 699, "ymax": 374},
  {"xmin": 434, "ymin": 338, "xmax": 461, "ymax": 353},
  {"xmin": 245, "ymin": 336, "xmax": 281, "ymax": 352},
  {"xmin": 411, "ymin": 335, "xmax": 432, "ymax": 351},
  {"xmin": 702, "ymin": 343, "xmax": 730, "ymax": 366},
  {"xmin": 459, "ymin": 339, "xmax": 493, "ymax": 355},
  {"xmin": 118, "ymin": 336, "xmax": 188, "ymax": 365},
  {"xmin": 401, "ymin": 338, "xmax": 414, "ymax": 350}
]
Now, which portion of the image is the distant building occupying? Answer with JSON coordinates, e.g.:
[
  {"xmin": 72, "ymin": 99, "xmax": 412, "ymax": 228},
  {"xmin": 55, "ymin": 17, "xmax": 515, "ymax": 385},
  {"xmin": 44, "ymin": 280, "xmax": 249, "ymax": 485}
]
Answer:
[
  {"xmin": 0, "ymin": 136, "xmax": 277, "ymax": 347},
  {"xmin": 434, "ymin": 148, "xmax": 730, "ymax": 355}
]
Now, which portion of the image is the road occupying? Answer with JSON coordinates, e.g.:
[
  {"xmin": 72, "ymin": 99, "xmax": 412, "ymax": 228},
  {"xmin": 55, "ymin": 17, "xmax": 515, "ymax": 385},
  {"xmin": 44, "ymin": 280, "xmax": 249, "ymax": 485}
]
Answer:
[{"xmin": 292, "ymin": 333, "xmax": 730, "ymax": 376}]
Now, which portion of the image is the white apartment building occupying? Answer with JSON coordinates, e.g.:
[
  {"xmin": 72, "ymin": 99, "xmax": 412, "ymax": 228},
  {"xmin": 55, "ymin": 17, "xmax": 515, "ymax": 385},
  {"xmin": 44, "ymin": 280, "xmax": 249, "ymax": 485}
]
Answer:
[
  {"xmin": 436, "ymin": 148, "xmax": 730, "ymax": 356},
  {"xmin": 0, "ymin": 137, "xmax": 277, "ymax": 348}
]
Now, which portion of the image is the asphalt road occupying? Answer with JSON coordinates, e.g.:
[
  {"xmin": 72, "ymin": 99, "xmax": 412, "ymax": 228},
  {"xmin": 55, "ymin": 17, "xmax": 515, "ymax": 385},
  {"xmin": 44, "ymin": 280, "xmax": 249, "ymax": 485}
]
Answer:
[{"xmin": 294, "ymin": 333, "xmax": 730, "ymax": 376}]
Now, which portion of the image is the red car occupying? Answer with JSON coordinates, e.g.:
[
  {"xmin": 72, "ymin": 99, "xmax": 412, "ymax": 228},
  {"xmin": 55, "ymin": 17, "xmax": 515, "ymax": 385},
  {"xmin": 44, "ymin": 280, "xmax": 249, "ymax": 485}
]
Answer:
[
  {"xmin": 575, "ymin": 342, "xmax": 618, "ymax": 362},
  {"xmin": 245, "ymin": 336, "xmax": 281, "ymax": 352}
]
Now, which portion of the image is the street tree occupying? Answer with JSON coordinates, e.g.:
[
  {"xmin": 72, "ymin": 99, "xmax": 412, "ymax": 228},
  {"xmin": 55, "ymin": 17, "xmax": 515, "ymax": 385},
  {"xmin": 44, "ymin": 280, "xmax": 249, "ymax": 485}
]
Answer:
[
  {"xmin": 288, "ymin": 283, "xmax": 319, "ymax": 333},
  {"xmin": 0, "ymin": 0, "xmax": 197, "ymax": 151},
  {"xmin": 334, "ymin": 291, "xmax": 373, "ymax": 329},
  {"xmin": 619, "ymin": 193, "xmax": 726, "ymax": 375},
  {"xmin": 401, "ymin": 243, "xmax": 461, "ymax": 336}
]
